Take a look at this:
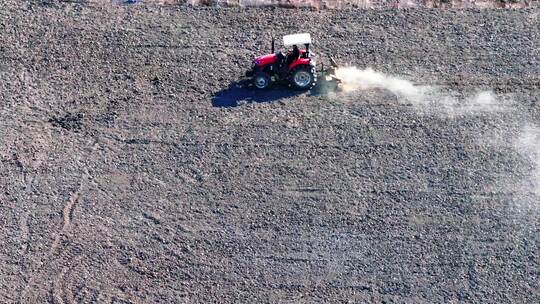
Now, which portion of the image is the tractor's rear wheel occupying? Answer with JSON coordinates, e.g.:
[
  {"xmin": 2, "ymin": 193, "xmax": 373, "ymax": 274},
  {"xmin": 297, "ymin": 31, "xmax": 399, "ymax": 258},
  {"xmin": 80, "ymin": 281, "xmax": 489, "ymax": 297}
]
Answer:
[
  {"xmin": 253, "ymin": 72, "xmax": 270, "ymax": 89},
  {"xmin": 291, "ymin": 65, "xmax": 316, "ymax": 90}
]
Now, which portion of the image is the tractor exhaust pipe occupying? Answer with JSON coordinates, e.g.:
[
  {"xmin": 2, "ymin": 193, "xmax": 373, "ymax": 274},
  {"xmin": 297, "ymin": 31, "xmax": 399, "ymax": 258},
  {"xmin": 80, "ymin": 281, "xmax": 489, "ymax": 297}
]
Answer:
[{"xmin": 271, "ymin": 36, "xmax": 275, "ymax": 54}]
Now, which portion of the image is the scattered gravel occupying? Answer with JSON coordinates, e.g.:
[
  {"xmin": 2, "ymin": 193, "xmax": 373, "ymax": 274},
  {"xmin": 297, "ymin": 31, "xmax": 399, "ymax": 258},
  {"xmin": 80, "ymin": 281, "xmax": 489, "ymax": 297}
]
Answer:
[{"xmin": 1, "ymin": 2, "xmax": 539, "ymax": 303}]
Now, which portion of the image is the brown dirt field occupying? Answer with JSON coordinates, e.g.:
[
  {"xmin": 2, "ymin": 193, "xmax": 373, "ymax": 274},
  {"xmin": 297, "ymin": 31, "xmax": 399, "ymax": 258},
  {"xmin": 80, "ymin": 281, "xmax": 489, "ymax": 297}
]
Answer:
[{"xmin": 1, "ymin": 1, "xmax": 539, "ymax": 303}]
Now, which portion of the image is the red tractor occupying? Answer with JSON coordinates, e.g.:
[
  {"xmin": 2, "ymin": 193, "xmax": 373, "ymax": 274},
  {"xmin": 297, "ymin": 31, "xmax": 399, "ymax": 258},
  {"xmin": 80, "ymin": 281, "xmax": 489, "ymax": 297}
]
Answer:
[{"xmin": 245, "ymin": 33, "xmax": 320, "ymax": 90}]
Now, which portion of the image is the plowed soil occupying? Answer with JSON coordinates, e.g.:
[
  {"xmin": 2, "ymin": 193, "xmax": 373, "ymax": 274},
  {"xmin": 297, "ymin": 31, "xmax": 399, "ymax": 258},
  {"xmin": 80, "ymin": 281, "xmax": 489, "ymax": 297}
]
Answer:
[{"xmin": 1, "ymin": 1, "xmax": 539, "ymax": 303}]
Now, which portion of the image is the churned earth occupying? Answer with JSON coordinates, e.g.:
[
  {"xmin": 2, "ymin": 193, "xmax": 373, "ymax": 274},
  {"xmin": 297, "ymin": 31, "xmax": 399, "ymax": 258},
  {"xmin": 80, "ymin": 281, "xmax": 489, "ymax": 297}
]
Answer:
[{"xmin": 0, "ymin": 1, "xmax": 539, "ymax": 303}]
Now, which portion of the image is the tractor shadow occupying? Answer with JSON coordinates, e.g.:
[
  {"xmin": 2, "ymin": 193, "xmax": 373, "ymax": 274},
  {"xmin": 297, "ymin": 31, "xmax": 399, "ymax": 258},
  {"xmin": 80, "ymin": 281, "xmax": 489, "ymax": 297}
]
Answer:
[
  {"xmin": 212, "ymin": 81, "xmax": 304, "ymax": 108},
  {"xmin": 212, "ymin": 80, "xmax": 336, "ymax": 108}
]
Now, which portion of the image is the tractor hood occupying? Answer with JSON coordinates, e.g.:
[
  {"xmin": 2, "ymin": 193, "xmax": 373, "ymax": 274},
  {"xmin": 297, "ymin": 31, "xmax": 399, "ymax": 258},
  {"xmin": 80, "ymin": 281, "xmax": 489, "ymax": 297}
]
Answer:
[{"xmin": 253, "ymin": 53, "xmax": 278, "ymax": 67}]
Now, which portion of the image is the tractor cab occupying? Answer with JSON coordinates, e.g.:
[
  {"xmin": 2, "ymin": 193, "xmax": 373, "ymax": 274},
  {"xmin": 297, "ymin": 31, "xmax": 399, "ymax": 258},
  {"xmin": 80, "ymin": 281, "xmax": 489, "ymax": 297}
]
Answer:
[
  {"xmin": 280, "ymin": 33, "xmax": 313, "ymax": 66},
  {"xmin": 246, "ymin": 33, "xmax": 317, "ymax": 90}
]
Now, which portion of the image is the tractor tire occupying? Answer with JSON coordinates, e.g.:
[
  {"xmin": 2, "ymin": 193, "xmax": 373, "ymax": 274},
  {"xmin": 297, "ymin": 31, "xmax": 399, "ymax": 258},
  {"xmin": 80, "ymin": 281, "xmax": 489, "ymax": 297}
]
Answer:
[
  {"xmin": 253, "ymin": 72, "xmax": 271, "ymax": 89},
  {"xmin": 291, "ymin": 65, "xmax": 316, "ymax": 90}
]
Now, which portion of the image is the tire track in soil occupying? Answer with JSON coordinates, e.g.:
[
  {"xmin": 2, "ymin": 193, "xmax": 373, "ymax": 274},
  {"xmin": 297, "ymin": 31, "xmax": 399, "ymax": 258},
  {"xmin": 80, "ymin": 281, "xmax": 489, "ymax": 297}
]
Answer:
[
  {"xmin": 52, "ymin": 256, "xmax": 81, "ymax": 304},
  {"xmin": 19, "ymin": 181, "xmax": 85, "ymax": 303},
  {"xmin": 19, "ymin": 211, "xmax": 30, "ymax": 254},
  {"xmin": 20, "ymin": 140, "xmax": 99, "ymax": 302},
  {"xmin": 49, "ymin": 139, "xmax": 99, "ymax": 256},
  {"xmin": 49, "ymin": 140, "xmax": 103, "ymax": 303},
  {"xmin": 49, "ymin": 183, "xmax": 83, "ymax": 255}
]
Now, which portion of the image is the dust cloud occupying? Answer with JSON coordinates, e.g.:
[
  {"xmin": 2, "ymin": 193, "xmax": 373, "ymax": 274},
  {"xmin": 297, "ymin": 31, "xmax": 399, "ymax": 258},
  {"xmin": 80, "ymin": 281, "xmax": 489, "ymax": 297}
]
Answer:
[
  {"xmin": 334, "ymin": 66, "xmax": 507, "ymax": 115},
  {"xmin": 334, "ymin": 66, "xmax": 539, "ymax": 202},
  {"xmin": 514, "ymin": 126, "xmax": 540, "ymax": 196}
]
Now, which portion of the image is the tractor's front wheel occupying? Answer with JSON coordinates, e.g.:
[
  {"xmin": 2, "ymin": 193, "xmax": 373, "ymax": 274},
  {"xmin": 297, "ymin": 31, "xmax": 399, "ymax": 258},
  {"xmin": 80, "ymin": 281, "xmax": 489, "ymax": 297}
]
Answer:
[
  {"xmin": 253, "ymin": 72, "xmax": 270, "ymax": 89},
  {"xmin": 291, "ymin": 65, "xmax": 316, "ymax": 90}
]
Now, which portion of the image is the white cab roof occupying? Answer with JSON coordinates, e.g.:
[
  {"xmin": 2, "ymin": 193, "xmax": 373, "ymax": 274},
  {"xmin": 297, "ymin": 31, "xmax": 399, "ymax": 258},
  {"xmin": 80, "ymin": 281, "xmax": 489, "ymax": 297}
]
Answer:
[{"xmin": 283, "ymin": 33, "xmax": 311, "ymax": 47}]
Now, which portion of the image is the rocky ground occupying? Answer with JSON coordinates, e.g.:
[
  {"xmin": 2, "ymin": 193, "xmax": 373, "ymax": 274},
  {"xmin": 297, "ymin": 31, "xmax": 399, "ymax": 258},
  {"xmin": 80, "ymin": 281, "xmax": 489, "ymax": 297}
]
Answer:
[{"xmin": 1, "ymin": 1, "xmax": 539, "ymax": 303}]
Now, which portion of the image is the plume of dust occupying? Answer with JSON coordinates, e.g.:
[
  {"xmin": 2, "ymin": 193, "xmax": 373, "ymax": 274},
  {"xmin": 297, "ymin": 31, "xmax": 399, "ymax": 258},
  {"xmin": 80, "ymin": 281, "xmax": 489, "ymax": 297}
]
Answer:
[
  {"xmin": 334, "ymin": 67, "xmax": 506, "ymax": 114},
  {"xmin": 514, "ymin": 126, "xmax": 540, "ymax": 196},
  {"xmin": 335, "ymin": 66, "xmax": 540, "ymax": 202},
  {"xmin": 335, "ymin": 67, "xmax": 426, "ymax": 100}
]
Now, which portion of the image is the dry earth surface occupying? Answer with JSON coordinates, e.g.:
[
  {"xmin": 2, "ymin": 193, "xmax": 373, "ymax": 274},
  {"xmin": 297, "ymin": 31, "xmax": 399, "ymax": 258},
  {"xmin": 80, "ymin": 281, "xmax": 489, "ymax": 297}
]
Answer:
[
  {"xmin": 102, "ymin": 0, "xmax": 540, "ymax": 9},
  {"xmin": 1, "ymin": 1, "xmax": 539, "ymax": 303}
]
